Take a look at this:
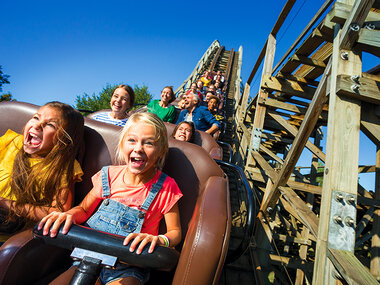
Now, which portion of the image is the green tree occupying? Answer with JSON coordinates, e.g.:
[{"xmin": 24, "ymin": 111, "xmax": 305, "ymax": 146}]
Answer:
[
  {"xmin": 0, "ymin": 66, "xmax": 10, "ymax": 93},
  {"xmin": 0, "ymin": 93, "xmax": 15, "ymax": 102},
  {"xmin": 75, "ymin": 83, "xmax": 152, "ymax": 114}
]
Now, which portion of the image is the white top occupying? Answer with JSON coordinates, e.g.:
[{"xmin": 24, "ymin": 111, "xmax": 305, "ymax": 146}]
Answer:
[{"xmin": 91, "ymin": 112, "xmax": 128, "ymax": 127}]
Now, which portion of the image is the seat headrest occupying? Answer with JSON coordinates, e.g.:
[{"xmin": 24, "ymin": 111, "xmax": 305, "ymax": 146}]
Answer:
[{"xmin": 0, "ymin": 101, "xmax": 37, "ymax": 136}]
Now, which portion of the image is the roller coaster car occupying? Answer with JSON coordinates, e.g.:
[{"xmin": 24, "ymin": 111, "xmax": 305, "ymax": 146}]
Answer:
[{"xmin": 0, "ymin": 101, "xmax": 231, "ymax": 285}]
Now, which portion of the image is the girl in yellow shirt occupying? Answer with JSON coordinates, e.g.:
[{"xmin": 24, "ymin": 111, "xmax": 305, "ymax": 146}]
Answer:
[{"xmin": 0, "ymin": 101, "xmax": 84, "ymax": 242}]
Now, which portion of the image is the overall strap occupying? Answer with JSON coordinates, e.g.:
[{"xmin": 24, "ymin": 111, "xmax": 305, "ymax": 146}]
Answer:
[
  {"xmin": 101, "ymin": 166, "xmax": 111, "ymax": 198},
  {"xmin": 140, "ymin": 172, "xmax": 167, "ymax": 211}
]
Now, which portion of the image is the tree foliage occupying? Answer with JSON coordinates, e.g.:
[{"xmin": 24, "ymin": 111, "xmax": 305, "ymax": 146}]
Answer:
[
  {"xmin": 0, "ymin": 66, "xmax": 14, "ymax": 102},
  {"xmin": 0, "ymin": 65, "xmax": 10, "ymax": 93},
  {"xmin": 0, "ymin": 93, "xmax": 15, "ymax": 102},
  {"xmin": 75, "ymin": 83, "xmax": 152, "ymax": 114}
]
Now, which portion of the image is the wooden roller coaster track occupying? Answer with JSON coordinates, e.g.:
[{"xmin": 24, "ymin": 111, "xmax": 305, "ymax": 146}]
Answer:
[{"xmin": 191, "ymin": 0, "xmax": 380, "ymax": 284}]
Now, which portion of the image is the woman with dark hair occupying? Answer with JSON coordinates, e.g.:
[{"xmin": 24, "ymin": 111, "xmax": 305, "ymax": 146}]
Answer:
[
  {"xmin": 171, "ymin": 121, "xmax": 195, "ymax": 143},
  {"xmin": 147, "ymin": 86, "xmax": 177, "ymax": 123},
  {"xmin": 91, "ymin": 84, "xmax": 135, "ymax": 127}
]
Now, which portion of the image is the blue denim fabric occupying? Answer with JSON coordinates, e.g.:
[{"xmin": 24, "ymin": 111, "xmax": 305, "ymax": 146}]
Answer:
[
  {"xmin": 176, "ymin": 105, "xmax": 221, "ymax": 131},
  {"xmin": 83, "ymin": 166, "xmax": 167, "ymax": 284},
  {"xmin": 100, "ymin": 263, "xmax": 150, "ymax": 285}
]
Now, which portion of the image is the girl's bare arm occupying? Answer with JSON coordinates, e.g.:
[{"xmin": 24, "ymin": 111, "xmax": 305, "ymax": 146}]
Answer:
[{"xmin": 38, "ymin": 188, "xmax": 101, "ymax": 237}]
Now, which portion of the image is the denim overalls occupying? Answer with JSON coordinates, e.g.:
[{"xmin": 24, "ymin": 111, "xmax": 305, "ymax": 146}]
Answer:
[{"xmin": 84, "ymin": 166, "xmax": 167, "ymax": 284}]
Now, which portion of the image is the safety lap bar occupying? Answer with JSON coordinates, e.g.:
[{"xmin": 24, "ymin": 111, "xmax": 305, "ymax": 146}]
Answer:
[{"xmin": 33, "ymin": 224, "xmax": 180, "ymax": 271}]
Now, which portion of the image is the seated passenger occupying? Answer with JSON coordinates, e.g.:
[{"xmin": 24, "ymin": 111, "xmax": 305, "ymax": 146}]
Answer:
[
  {"xmin": 196, "ymin": 80, "xmax": 206, "ymax": 97},
  {"xmin": 207, "ymin": 84, "xmax": 217, "ymax": 94},
  {"xmin": 38, "ymin": 112, "xmax": 182, "ymax": 285},
  {"xmin": 91, "ymin": 84, "xmax": 135, "ymax": 127},
  {"xmin": 147, "ymin": 86, "xmax": 177, "ymax": 123},
  {"xmin": 200, "ymin": 70, "xmax": 212, "ymax": 87},
  {"xmin": 208, "ymin": 95, "xmax": 224, "ymax": 122},
  {"xmin": 177, "ymin": 98, "xmax": 186, "ymax": 110},
  {"xmin": 176, "ymin": 92, "xmax": 221, "ymax": 136},
  {"xmin": 171, "ymin": 121, "xmax": 195, "ymax": 143},
  {"xmin": 213, "ymin": 70, "xmax": 225, "ymax": 84},
  {"xmin": 200, "ymin": 91, "xmax": 215, "ymax": 107},
  {"xmin": 214, "ymin": 81, "xmax": 224, "ymax": 96},
  {"xmin": 186, "ymin": 82, "xmax": 203, "ymax": 101},
  {"xmin": 0, "ymin": 102, "xmax": 84, "ymax": 244}
]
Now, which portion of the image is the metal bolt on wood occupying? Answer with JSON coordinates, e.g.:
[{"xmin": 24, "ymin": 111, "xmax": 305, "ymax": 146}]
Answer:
[
  {"xmin": 335, "ymin": 193, "xmax": 344, "ymax": 202},
  {"xmin": 340, "ymin": 52, "xmax": 349, "ymax": 60},
  {"xmin": 333, "ymin": 215, "xmax": 343, "ymax": 224},
  {"xmin": 364, "ymin": 23, "xmax": 375, "ymax": 30},
  {"xmin": 344, "ymin": 217, "xmax": 355, "ymax": 227},
  {"xmin": 350, "ymin": 23, "xmax": 360, "ymax": 32},
  {"xmin": 351, "ymin": 84, "xmax": 360, "ymax": 93},
  {"xmin": 350, "ymin": 75, "xmax": 360, "ymax": 83},
  {"xmin": 346, "ymin": 195, "xmax": 356, "ymax": 205}
]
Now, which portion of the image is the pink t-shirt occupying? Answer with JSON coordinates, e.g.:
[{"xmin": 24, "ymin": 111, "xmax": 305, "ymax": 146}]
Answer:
[{"xmin": 91, "ymin": 166, "xmax": 182, "ymax": 235}]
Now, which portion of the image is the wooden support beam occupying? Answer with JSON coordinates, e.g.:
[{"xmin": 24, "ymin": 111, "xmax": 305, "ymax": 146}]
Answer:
[
  {"xmin": 253, "ymin": 34, "xmax": 276, "ymax": 130},
  {"xmin": 279, "ymin": 186, "xmax": 319, "ymax": 237},
  {"xmin": 336, "ymin": 74, "xmax": 380, "ymax": 104},
  {"xmin": 371, "ymin": 147, "xmax": 380, "ymax": 278},
  {"xmin": 288, "ymin": 180, "xmax": 322, "ymax": 195},
  {"xmin": 313, "ymin": 23, "xmax": 362, "ymax": 284},
  {"xmin": 296, "ymin": 133, "xmax": 320, "ymax": 285},
  {"xmin": 251, "ymin": 151, "xmax": 278, "ymax": 181},
  {"xmin": 251, "ymin": 151, "xmax": 320, "ymax": 238},
  {"xmin": 322, "ymin": 1, "xmax": 379, "ymax": 42},
  {"xmin": 246, "ymin": 34, "xmax": 276, "ymax": 168},
  {"xmin": 259, "ymin": 144, "xmax": 283, "ymax": 165},
  {"xmin": 262, "ymin": 74, "xmax": 316, "ymax": 100},
  {"xmin": 294, "ymin": 42, "xmax": 333, "ymax": 80},
  {"xmin": 338, "ymin": 0, "xmax": 375, "ymax": 49},
  {"xmin": 279, "ymin": 197, "xmax": 304, "ymax": 230},
  {"xmin": 269, "ymin": 254, "xmax": 313, "ymax": 272},
  {"xmin": 259, "ymin": 97, "xmax": 329, "ymax": 121},
  {"xmin": 361, "ymin": 102, "xmax": 380, "ymax": 146},
  {"xmin": 272, "ymin": 233, "xmax": 311, "ymax": 246},
  {"xmin": 357, "ymin": 29, "xmax": 380, "ymax": 56},
  {"xmin": 329, "ymin": 249, "xmax": 379, "ymax": 285},
  {"xmin": 260, "ymin": 61, "xmax": 331, "ymax": 211},
  {"xmin": 291, "ymin": 54, "xmax": 327, "ymax": 69},
  {"xmin": 267, "ymin": 110, "xmax": 326, "ymax": 162},
  {"xmin": 358, "ymin": 165, "xmax": 376, "ymax": 173},
  {"xmin": 261, "ymin": 131, "xmax": 293, "ymax": 145},
  {"xmin": 356, "ymin": 206, "xmax": 374, "ymax": 238},
  {"xmin": 272, "ymin": 0, "xmax": 335, "ymax": 75},
  {"xmin": 330, "ymin": 1, "xmax": 379, "ymax": 25},
  {"xmin": 364, "ymin": 71, "xmax": 380, "ymax": 82},
  {"xmin": 358, "ymin": 196, "xmax": 380, "ymax": 208},
  {"xmin": 277, "ymin": 72, "xmax": 320, "ymax": 87}
]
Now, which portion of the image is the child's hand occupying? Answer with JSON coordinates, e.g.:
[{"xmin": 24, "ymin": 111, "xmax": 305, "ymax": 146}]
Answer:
[
  {"xmin": 37, "ymin": 211, "xmax": 74, "ymax": 238},
  {"xmin": 123, "ymin": 233, "xmax": 160, "ymax": 254}
]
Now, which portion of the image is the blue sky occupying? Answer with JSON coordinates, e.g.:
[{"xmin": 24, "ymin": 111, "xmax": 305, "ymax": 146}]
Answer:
[
  {"xmin": 1, "ymin": 0, "xmax": 378, "ymax": 191},
  {"xmin": 1, "ymin": 0, "xmax": 327, "ymax": 104}
]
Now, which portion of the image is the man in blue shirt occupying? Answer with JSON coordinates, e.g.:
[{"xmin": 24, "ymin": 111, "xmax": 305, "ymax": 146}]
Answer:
[{"xmin": 176, "ymin": 92, "xmax": 221, "ymax": 135}]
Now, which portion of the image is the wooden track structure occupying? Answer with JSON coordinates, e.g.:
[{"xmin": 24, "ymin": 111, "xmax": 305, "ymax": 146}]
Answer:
[{"xmin": 227, "ymin": 0, "xmax": 380, "ymax": 284}]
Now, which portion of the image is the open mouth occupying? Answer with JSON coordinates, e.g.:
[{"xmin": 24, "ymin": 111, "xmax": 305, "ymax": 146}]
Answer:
[
  {"xmin": 25, "ymin": 132, "xmax": 42, "ymax": 147},
  {"xmin": 177, "ymin": 134, "xmax": 186, "ymax": 141},
  {"xmin": 130, "ymin": 157, "xmax": 146, "ymax": 167}
]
